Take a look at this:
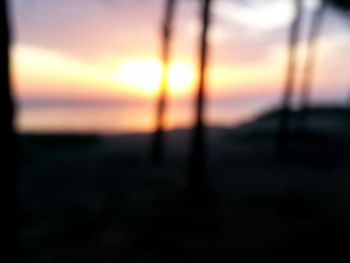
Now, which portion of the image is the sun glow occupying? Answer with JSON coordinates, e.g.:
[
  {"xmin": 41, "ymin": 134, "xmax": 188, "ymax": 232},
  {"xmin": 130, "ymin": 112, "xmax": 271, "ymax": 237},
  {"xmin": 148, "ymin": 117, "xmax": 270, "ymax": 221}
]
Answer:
[{"xmin": 115, "ymin": 59, "xmax": 196, "ymax": 96}]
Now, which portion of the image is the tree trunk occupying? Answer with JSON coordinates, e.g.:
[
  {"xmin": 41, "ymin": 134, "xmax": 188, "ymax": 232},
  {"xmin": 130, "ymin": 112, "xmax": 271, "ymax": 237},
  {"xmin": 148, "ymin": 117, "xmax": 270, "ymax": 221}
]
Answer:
[
  {"xmin": 345, "ymin": 88, "xmax": 350, "ymax": 126},
  {"xmin": 0, "ymin": 2, "xmax": 13, "ymax": 136},
  {"xmin": 187, "ymin": 0, "xmax": 212, "ymax": 200},
  {"xmin": 0, "ymin": 0, "xmax": 22, "ymax": 260},
  {"xmin": 151, "ymin": 0, "xmax": 176, "ymax": 164},
  {"xmin": 298, "ymin": 1, "xmax": 327, "ymax": 132},
  {"xmin": 276, "ymin": 0, "xmax": 303, "ymax": 153}
]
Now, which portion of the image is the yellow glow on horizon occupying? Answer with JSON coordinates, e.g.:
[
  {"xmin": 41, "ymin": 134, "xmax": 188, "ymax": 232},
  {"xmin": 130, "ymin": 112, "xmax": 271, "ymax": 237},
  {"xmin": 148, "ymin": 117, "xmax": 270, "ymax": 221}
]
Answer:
[
  {"xmin": 12, "ymin": 44, "xmax": 122, "ymax": 98},
  {"xmin": 115, "ymin": 60, "xmax": 162, "ymax": 94},
  {"xmin": 168, "ymin": 62, "xmax": 196, "ymax": 94},
  {"xmin": 13, "ymin": 44, "xmax": 290, "ymax": 102},
  {"xmin": 114, "ymin": 59, "xmax": 196, "ymax": 96}
]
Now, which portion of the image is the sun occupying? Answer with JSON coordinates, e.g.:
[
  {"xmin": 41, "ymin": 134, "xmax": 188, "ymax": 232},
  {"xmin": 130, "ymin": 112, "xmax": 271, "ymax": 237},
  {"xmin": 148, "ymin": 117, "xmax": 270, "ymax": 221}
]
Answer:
[
  {"xmin": 168, "ymin": 62, "xmax": 195, "ymax": 94},
  {"xmin": 115, "ymin": 59, "xmax": 195, "ymax": 96}
]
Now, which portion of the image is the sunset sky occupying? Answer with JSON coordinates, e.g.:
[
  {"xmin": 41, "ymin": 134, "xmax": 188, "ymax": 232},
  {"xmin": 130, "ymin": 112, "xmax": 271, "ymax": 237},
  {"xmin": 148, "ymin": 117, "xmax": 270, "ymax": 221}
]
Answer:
[{"xmin": 10, "ymin": 0, "xmax": 350, "ymax": 133}]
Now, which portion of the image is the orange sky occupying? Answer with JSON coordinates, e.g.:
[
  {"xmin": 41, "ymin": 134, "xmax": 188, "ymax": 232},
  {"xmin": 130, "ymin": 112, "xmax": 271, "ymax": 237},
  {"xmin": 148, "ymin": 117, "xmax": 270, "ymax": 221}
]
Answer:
[
  {"xmin": 11, "ymin": 0, "xmax": 350, "ymax": 132},
  {"xmin": 12, "ymin": 43, "xmax": 287, "ymax": 101}
]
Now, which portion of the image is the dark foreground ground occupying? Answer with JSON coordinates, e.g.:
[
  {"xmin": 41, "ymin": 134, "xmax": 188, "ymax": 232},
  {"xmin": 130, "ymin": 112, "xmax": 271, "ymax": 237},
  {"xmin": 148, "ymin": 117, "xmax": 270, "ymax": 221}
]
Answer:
[{"xmin": 19, "ymin": 107, "xmax": 350, "ymax": 262}]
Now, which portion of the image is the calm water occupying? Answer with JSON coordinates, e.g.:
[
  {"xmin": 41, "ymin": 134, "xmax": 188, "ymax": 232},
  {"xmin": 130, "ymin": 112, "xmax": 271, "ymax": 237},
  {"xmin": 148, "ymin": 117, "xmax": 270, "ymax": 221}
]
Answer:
[{"xmin": 16, "ymin": 102, "xmax": 258, "ymax": 134}]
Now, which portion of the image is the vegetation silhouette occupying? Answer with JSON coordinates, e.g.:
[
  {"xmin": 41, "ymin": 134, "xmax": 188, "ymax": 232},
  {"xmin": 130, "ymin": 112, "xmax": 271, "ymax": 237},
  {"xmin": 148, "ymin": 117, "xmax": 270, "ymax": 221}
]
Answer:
[
  {"xmin": 298, "ymin": 1, "xmax": 327, "ymax": 132},
  {"xmin": 329, "ymin": 0, "xmax": 350, "ymax": 11},
  {"xmin": 276, "ymin": 0, "xmax": 303, "ymax": 153},
  {"xmin": 298, "ymin": 0, "xmax": 350, "ymax": 132},
  {"xmin": 0, "ymin": 0, "xmax": 14, "ymax": 156},
  {"xmin": 12, "ymin": 1, "xmax": 350, "ymax": 262},
  {"xmin": 151, "ymin": 0, "xmax": 176, "ymax": 164},
  {"xmin": 186, "ymin": 0, "xmax": 212, "ymax": 202},
  {"xmin": 0, "ymin": 0, "xmax": 25, "ymax": 261}
]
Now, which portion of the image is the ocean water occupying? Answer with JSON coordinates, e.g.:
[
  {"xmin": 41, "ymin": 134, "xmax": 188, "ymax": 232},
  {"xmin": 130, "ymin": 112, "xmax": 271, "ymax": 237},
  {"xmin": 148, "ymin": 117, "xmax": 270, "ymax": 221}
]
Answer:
[{"xmin": 16, "ymin": 102, "xmax": 258, "ymax": 134}]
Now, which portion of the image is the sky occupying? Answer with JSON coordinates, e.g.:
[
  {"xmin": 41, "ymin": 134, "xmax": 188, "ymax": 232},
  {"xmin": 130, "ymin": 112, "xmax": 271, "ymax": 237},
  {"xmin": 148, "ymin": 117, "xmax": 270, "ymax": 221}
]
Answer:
[{"xmin": 10, "ymin": 0, "xmax": 350, "ymax": 132}]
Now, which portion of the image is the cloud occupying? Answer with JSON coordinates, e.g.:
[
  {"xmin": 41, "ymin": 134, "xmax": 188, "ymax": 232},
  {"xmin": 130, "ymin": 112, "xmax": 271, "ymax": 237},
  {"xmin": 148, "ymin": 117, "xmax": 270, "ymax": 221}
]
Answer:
[{"xmin": 12, "ymin": 0, "xmax": 162, "ymax": 62}]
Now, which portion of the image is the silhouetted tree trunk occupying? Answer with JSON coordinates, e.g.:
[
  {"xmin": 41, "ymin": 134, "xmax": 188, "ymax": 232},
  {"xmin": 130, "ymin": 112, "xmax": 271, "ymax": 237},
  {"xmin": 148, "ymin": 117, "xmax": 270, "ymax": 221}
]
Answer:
[
  {"xmin": 1, "ymin": 0, "xmax": 22, "ymax": 260},
  {"xmin": 276, "ymin": 0, "xmax": 303, "ymax": 153},
  {"xmin": 0, "ymin": 2, "xmax": 13, "ymax": 139},
  {"xmin": 298, "ymin": 1, "xmax": 327, "ymax": 132},
  {"xmin": 151, "ymin": 0, "xmax": 176, "ymax": 164},
  {"xmin": 187, "ymin": 0, "xmax": 212, "ymax": 200},
  {"xmin": 346, "ymin": 88, "xmax": 350, "ymax": 125}
]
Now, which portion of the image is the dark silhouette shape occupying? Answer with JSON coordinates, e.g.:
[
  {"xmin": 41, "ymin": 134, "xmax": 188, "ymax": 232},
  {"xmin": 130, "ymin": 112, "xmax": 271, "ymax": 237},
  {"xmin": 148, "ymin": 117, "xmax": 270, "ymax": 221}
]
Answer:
[
  {"xmin": 345, "ymin": 88, "xmax": 350, "ymax": 124},
  {"xmin": 328, "ymin": 0, "xmax": 350, "ymax": 11},
  {"xmin": 187, "ymin": 0, "xmax": 212, "ymax": 201},
  {"xmin": 151, "ymin": 0, "xmax": 176, "ymax": 164},
  {"xmin": 298, "ymin": 0, "xmax": 350, "ymax": 132},
  {"xmin": 0, "ymin": 1, "xmax": 14, "ymax": 142},
  {"xmin": 276, "ymin": 0, "xmax": 303, "ymax": 153},
  {"xmin": 325, "ymin": 1, "xmax": 350, "ymax": 128},
  {"xmin": 345, "ymin": 87, "xmax": 350, "ymax": 122},
  {"xmin": 0, "ymin": 0, "xmax": 23, "ymax": 260},
  {"xmin": 298, "ymin": 1, "xmax": 327, "ymax": 132}
]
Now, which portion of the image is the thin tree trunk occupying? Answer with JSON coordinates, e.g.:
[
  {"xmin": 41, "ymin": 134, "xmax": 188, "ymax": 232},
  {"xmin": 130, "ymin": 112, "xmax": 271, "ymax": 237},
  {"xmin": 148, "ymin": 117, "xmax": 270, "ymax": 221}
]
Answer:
[
  {"xmin": 345, "ymin": 87, "xmax": 350, "ymax": 125},
  {"xmin": 0, "ymin": 0, "xmax": 22, "ymax": 260},
  {"xmin": 0, "ymin": 0, "xmax": 16, "ymax": 198},
  {"xmin": 298, "ymin": 1, "xmax": 327, "ymax": 132},
  {"xmin": 276, "ymin": 0, "xmax": 303, "ymax": 153},
  {"xmin": 151, "ymin": 0, "xmax": 176, "ymax": 164},
  {"xmin": 0, "ymin": 2, "xmax": 13, "ymax": 136},
  {"xmin": 187, "ymin": 0, "xmax": 212, "ymax": 199}
]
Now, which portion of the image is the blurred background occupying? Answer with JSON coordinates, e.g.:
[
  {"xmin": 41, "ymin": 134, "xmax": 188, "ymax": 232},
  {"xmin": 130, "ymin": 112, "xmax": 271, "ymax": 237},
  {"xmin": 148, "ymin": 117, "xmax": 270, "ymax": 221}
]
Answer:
[
  {"xmin": 2, "ymin": 0, "xmax": 350, "ymax": 262},
  {"xmin": 12, "ymin": 0, "xmax": 349, "ymax": 133}
]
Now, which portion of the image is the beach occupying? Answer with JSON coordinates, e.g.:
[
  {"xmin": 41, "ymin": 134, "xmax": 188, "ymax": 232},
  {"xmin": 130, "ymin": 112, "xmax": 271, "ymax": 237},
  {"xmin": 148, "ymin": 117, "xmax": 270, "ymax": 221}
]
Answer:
[{"xmin": 18, "ymin": 107, "xmax": 350, "ymax": 262}]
